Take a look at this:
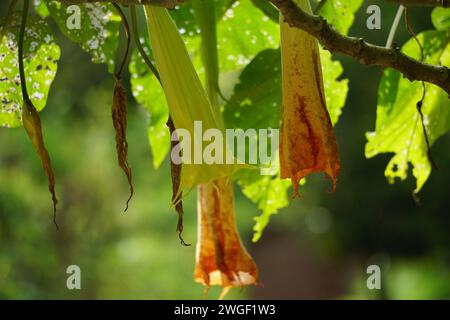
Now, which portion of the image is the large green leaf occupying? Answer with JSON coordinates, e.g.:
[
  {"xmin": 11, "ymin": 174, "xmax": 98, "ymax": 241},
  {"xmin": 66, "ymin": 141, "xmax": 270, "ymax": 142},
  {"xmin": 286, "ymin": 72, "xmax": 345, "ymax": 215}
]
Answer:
[
  {"xmin": 319, "ymin": 0, "xmax": 363, "ymax": 35},
  {"xmin": 129, "ymin": 41, "xmax": 169, "ymax": 169},
  {"xmin": 366, "ymin": 30, "xmax": 450, "ymax": 193},
  {"xmin": 224, "ymin": 49, "xmax": 282, "ymax": 131},
  {"xmin": 45, "ymin": 1, "xmax": 120, "ymax": 73},
  {"xmin": 217, "ymin": 0, "xmax": 279, "ymax": 71},
  {"xmin": 0, "ymin": 13, "xmax": 60, "ymax": 128}
]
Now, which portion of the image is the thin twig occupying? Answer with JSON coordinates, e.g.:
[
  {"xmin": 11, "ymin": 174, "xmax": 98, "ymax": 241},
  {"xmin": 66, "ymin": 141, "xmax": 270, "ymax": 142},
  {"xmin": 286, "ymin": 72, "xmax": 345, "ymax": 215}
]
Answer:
[{"xmin": 18, "ymin": 0, "xmax": 29, "ymax": 101}]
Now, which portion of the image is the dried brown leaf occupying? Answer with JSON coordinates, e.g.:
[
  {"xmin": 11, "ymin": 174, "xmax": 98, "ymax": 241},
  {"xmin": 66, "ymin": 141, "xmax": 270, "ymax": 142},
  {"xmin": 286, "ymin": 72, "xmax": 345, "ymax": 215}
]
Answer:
[
  {"xmin": 112, "ymin": 80, "xmax": 134, "ymax": 211},
  {"xmin": 166, "ymin": 116, "xmax": 190, "ymax": 246},
  {"xmin": 22, "ymin": 97, "xmax": 58, "ymax": 226}
]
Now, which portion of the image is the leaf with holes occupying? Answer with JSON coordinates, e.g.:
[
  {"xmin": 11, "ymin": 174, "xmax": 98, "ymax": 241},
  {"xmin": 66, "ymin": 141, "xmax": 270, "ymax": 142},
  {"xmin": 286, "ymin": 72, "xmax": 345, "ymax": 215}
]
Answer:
[
  {"xmin": 0, "ymin": 13, "xmax": 60, "ymax": 128},
  {"xmin": 45, "ymin": 0, "xmax": 120, "ymax": 73}
]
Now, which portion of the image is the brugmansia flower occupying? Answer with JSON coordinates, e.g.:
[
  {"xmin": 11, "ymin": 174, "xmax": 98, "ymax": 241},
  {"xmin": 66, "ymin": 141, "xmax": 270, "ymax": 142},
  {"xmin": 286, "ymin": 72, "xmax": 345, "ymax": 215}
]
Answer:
[
  {"xmin": 279, "ymin": 0, "xmax": 340, "ymax": 196},
  {"xmin": 144, "ymin": 6, "xmax": 257, "ymax": 296},
  {"xmin": 195, "ymin": 179, "xmax": 258, "ymax": 296},
  {"xmin": 144, "ymin": 6, "xmax": 235, "ymax": 199}
]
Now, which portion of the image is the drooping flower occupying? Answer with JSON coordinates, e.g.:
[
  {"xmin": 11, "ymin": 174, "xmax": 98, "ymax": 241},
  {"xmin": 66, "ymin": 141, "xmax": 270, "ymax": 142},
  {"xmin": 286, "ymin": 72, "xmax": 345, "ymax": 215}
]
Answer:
[
  {"xmin": 195, "ymin": 178, "xmax": 258, "ymax": 296},
  {"xmin": 279, "ymin": 0, "xmax": 340, "ymax": 196}
]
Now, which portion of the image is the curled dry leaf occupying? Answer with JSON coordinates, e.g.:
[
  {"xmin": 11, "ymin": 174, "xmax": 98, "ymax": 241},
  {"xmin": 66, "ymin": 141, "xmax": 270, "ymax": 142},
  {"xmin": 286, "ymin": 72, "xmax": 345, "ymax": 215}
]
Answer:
[
  {"xmin": 195, "ymin": 178, "xmax": 258, "ymax": 295},
  {"xmin": 279, "ymin": 0, "xmax": 340, "ymax": 196},
  {"xmin": 167, "ymin": 116, "xmax": 190, "ymax": 246},
  {"xmin": 22, "ymin": 97, "xmax": 58, "ymax": 224},
  {"xmin": 112, "ymin": 80, "xmax": 134, "ymax": 211}
]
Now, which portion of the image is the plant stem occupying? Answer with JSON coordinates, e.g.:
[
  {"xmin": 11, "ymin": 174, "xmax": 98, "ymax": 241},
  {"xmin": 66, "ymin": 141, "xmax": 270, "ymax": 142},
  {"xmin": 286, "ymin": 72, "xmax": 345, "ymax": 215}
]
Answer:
[
  {"xmin": 112, "ymin": 3, "xmax": 131, "ymax": 78},
  {"xmin": 192, "ymin": 0, "xmax": 221, "ymax": 112},
  {"xmin": 129, "ymin": 4, "xmax": 161, "ymax": 82},
  {"xmin": 18, "ymin": 0, "xmax": 30, "ymax": 101}
]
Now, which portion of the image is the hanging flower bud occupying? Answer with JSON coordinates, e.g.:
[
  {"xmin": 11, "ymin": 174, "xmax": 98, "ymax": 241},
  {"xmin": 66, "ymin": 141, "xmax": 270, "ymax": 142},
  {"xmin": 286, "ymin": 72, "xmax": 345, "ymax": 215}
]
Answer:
[{"xmin": 279, "ymin": 0, "xmax": 340, "ymax": 196}]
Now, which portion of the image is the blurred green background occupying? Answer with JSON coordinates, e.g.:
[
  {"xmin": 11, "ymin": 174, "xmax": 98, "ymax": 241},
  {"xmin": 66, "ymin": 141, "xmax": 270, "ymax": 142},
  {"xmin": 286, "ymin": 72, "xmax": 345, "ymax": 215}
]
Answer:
[{"xmin": 1, "ymin": 1, "xmax": 450, "ymax": 299}]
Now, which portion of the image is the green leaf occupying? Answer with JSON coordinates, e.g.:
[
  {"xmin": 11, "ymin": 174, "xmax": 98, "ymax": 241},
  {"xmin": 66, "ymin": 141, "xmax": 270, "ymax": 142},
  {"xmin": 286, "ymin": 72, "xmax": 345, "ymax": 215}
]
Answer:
[
  {"xmin": 224, "ymin": 48, "xmax": 282, "ymax": 131},
  {"xmin": 432, "ymin": 7, "xmax": 450, "ymax": 31},
  {"xmin": 319, "ymin": 0, "xmax": 363, "ymax": 35},
  {"xmin": 0, "ymin": 13, "xmax": 60, "ymax": 128},
  {"xmin": 321, "ymin": 48, "xmax": 348, "ymax": 125},
  {"xmin": 217, "ymin": 0, "xmax": 279, "ymax": 71},
  {"xmin": 169, "ymin": 0, "xmax": 233, "ymax": 37},
  {"xmin": 250, "ymin": 0, "xmax": 279, "ymax": 23},
  {"xmin": 238, "ymin": 169, "xmax": 291, "ymax": 243},
  {"xmin": 34, "ymin": 0, "xmax": 50, "ymax": 18},
  {"xmin": 45, "ymin": 1, "xmax": 120, "ymax": 73},
  {"xmin": 316, "ymin": 0, "xmax": 357, "ymax": 123},
  {"xmin": 365, "ymin": 30, "xmax": 450, "ymax": 193},
  {"xmin": 129, "ymin": 41, "xmax": 169, "ymax": 169},
  {"xmin": 169, "ymin": 3, "xmax": 199, "ymax": 37}
]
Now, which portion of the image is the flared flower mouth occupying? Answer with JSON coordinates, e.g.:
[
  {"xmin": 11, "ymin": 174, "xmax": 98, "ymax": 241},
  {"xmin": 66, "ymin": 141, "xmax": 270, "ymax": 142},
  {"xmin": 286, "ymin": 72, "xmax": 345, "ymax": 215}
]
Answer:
[{"xmin": 194, "ymin": 179, "xmax": 258, "ymax": 292}]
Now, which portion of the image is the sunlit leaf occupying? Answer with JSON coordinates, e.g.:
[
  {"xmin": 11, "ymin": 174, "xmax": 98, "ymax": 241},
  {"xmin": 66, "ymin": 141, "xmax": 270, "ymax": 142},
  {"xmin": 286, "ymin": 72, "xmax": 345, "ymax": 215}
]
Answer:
[
  {"xmin": 34, "ymin": 0, "xmax": 50, "ymax": 18},
  {"xmin": 321, "ymin": 48, "xmax": 348, "ymax": 125},
  {"xmin": 365, "ymin": 30, "xmax": 450, "ymax": 193},
  {"xmin": 0, "ymin": 13, "xmax": 60, "ymax": 128},
  {"xmin": 319, "ymin": 0, "xmax": 363, "ymax": 35},
  {"xmin": 217, "ymin": 0, "xmax": 279, "ymax": 71},
  {"xmin": 432, "ymin": 7, "xmax": 450, "ymax": 31}
]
